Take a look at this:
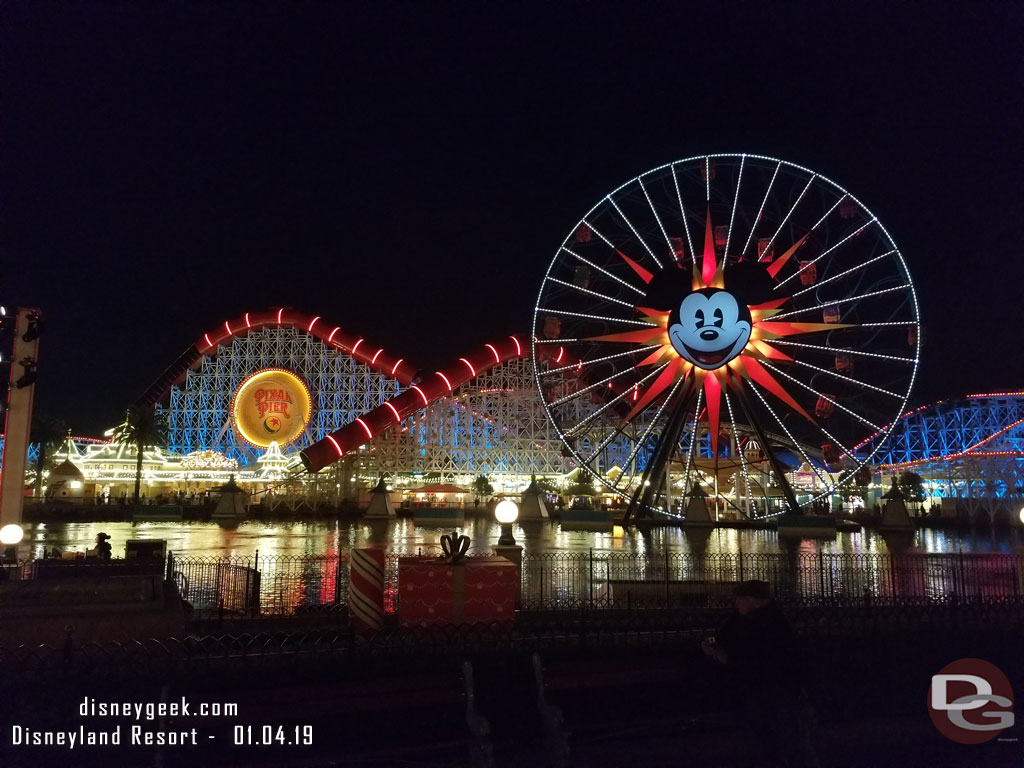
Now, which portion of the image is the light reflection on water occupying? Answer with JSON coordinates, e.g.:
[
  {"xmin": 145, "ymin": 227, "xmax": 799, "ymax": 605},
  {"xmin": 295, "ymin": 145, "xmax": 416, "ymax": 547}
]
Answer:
[{"xmin": 17, "ymin": 518, "xmax": 1024, "ymax": 559}]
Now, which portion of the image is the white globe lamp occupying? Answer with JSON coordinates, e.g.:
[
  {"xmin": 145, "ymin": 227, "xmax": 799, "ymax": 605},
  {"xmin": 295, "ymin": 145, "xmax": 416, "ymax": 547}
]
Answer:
[
  {"xmin": 495, "ymin": 498, "xmax": 519, "ymax": 545},
  {"xmin": 0, "ymin": 524, "xmax": 24, "ymax": 545},
  {"xmin": 0, "ymin": 523, "xmax": 24, "ymax": 563}
]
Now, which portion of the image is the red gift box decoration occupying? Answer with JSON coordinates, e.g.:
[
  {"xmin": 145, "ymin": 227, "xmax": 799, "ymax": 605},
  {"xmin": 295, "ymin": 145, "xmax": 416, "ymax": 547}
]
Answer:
[{"xmin": 398, "ymin": 556, "xmax": 517, "ymax": 627}]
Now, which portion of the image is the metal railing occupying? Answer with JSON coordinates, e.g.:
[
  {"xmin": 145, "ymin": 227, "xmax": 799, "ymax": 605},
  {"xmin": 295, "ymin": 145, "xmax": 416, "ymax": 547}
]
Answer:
[
  {"xmin": 6, "ymin": 549, "xmax": 1022, "ymax": 618},
  {"xmin": 161, "ymin": 549, "xmax": 1024, "ymax": 617}
]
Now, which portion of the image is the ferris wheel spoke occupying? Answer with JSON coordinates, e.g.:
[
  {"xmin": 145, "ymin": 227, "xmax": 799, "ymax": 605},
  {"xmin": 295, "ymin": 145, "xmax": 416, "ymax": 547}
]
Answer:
[
  {"xmin": 638, "ymin": 176, "xmax": 675, "ymax": 261},
  {"xmin": 759, "ymin": 360, "xmax": 884, "ymax": 432},
  {"xmin": 670, "ymin": 163, "xmax": 697, "ymax": 261},
  {"xmin": 612, "ymin": 375, "xmax": 689, "ymax": 486},
  {"xmin": 770, "ymin": 284, "xmax": 912, "ymax": 320},
  {"xmin": 790, "ymin": 250, "xmax": 896, "ymax": 298},
  {"xmin": 549, "ymin": 359, "xmax": 667, "ymax": 408},
  {"xmin": 723, "ymin": 154, "xmax": 745, "ymax": 258},
  {"xmin": 606, "ymin": 196, "xmax": 663, "ymax": 269},
  {"xmin": 681, "ymin": 387, "xmax": 704, "ymax": 494},
  {"xmin": 746, "ymin": 381, "xmax": 829, "ymax": 486},
  {"xmin": 560, "ymin": 247, "xmax": 647, "ymax": 296},
  {"xmin": 775, "ymin": 218, "xmax": 878, "ymax": 292},
  {"xmin": 544, "ymin": 276, "xmax": 637, "ymax": 309},
  {"xmin": 760, "ymin": 173, "xmax": 816, "ymax": 258},
  {"xmin": 769, "ymin": 340, "xmax": 917, "ymax": 364},
  {"xmin": 809, "ymin": 195, "xmax": 847, "ymax": 234},
  {"xmin": 540, "ymin": 344, "xmax": 663, "ymax": 378},
  {"xmin": 561, "ymin": 364, "xmax": 671, "ymax": 436},
  {"xmin": 723, "ymin": 392, "xmax": 754, "ymax": 513},
  {"xmin": 793, "ymin": 359, "xmax": 904, "ymax": 399},
  {"xmin": 582, "ymin": 429, "xmax": 630, "ymax": 467},
  {"xmin": 535, "ymin": 307, "xmax": 652, "ymax": 327},
  {"xmin": 817, "ymin": 425, "xmax": 855, "ymax": 464},
  {"xmin": 740, "ymin": 160, "xmax": 781, "ymax": 258}
]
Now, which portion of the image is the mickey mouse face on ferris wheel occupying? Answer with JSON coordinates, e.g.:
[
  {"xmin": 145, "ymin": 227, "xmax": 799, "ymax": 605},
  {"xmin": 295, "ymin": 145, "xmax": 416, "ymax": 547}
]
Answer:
[{"xmin": 668, "ymin": 289, "xmax": 752, "ymax": 370}]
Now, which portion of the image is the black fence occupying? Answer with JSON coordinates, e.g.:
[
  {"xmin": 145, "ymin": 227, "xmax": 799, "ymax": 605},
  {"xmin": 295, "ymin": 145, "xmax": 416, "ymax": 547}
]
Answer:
[
  {"xmin": 168, "ymin": 553, "xmax": 344, "ymax": 618},
  {"xmin": 5, "ymin": 599, "xmax": 1024, "ymax": 688},
  {"xmin": 158, "ymin": 549, "xmax": 1024, "ymax": 618}
]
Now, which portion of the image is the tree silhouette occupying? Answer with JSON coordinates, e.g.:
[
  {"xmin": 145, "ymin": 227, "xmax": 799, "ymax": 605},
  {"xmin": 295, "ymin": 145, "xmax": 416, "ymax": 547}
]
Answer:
[
  {"xmin": 29, "ymin": 412, "xmax": 68, "ymax": 498},
  {"xmin": 472, "ymin": 474, "xmax": 494, "ymax": 501},
  {"xmin": 111, "ymin": 405, "xmax": 168, "ymax": 505}
]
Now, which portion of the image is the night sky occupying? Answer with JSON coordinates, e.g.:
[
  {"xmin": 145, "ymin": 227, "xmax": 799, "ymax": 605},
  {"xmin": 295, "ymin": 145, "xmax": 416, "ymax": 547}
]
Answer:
[{"xmin": 2, "ymin": 2, "xmax": 1021, "ymax": 436}]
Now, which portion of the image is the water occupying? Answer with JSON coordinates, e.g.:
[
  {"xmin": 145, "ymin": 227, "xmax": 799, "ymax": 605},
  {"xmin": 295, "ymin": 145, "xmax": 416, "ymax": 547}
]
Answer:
[{"xmin": 15, "ymin": 517, "xmax": 1024, "ymax": 560}]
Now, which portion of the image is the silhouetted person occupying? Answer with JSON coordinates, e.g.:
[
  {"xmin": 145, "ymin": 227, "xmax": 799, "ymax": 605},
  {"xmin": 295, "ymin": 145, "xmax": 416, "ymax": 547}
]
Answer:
[
  {"xmin": 90, "ymin": 532, "xmax": 112, "ymax": 560},
  {"xmin": 702, "ymin": 580, "xmax": 818, "ymax": 767}
]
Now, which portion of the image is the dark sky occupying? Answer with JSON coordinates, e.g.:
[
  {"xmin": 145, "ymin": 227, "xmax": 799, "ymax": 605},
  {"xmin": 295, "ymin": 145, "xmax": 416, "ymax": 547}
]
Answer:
[{"xmin": 2, "ymin": 2, "xmax": 1021, "ymax": 435}]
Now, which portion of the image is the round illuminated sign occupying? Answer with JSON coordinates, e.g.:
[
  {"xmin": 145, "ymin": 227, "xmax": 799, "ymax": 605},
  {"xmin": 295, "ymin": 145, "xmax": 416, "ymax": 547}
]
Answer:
[
  {"xmin": 231, "ymin": 368, "xmax": 312, "ymax": 449},
  {"xmin": 668, "ymin": 288, "xmax": 752, "ymax": 370}
]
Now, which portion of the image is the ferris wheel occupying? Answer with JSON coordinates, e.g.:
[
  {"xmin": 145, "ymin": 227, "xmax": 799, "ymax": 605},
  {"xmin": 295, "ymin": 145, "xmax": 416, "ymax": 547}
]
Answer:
[{"xmin": 531, "ymin": 154, "xmax": 920, "ymax": 519}]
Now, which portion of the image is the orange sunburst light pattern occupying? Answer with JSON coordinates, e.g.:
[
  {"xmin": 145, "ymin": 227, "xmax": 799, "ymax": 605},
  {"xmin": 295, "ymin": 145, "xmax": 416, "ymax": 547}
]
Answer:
[{"xmin": 587, "ymin": 209, "xmax": 850, "ymax": 459}]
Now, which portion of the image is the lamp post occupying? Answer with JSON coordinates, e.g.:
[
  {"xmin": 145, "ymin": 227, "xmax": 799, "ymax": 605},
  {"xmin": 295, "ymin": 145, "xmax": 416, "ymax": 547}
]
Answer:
[
  {"xmin": 493, "ymin": 498, "xmax": 522, "ymax": 607},
  {"xmin": 495, "ymin": 498, "xmax": 519, "ymax": 545}
]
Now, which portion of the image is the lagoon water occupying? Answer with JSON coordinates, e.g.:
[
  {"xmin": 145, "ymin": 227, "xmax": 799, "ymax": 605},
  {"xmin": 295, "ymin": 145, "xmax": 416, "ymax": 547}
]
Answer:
[{"xmin": 16, "ymin": 516, "xmax": 1023, "ymax": 560}]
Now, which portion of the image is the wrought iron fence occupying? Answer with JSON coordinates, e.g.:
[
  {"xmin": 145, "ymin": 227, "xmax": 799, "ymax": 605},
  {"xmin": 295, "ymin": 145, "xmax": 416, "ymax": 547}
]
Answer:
[
  {"xmin": 164, "ymin": 549, "xmax": 1024, "ymax": 617},
  {"xmin": 518, "ymin": 551, "xmax": 1024, "ymax": 610},
  {"xmin": 169, "ymin": 553, "xmax": 346, "ymax": 617},
  {"xmin": 4, "ymin": 600, "xmax": 1024, "ymax": 687},
  {"xmin": 7, "ymin": 549, "xmax": 1024, "ymax": 618}
]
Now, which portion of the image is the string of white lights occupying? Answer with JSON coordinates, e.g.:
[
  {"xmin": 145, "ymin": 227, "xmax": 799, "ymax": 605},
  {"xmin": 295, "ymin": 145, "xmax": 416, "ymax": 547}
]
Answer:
[
  {"xmin": 540, "ymin": 344, "xmax": 662, "ymax": 378},
  {"xmin": 775, "ymin": 218, "xmax": 877, "ymax": 291},
  {"xmin": 560, "ymin": 246, "xmax": 647, "ymax": 296},
  {"xmin": 808, "ymin": 195, "xmax": 846, "ymax": 235},
  {"xmin": 638, "ymin": 175, "xmax": 675, "ymax": 263},
  {"xmin": 818, "ymin": 424, "xmax": 854, "ymax": 463},
  {"xmin": 769, "ymin": 339, "xmax": 917, "ymax": 364},
  {"xmin": 614, "ymin": 375, "xmax": 688, "ymax": 483},
  {"xmin": 724, "ymin": 391, "xmax": 755, "ymax": 516},
  {"xmin": 671, "ymin": 162, "xmax": 696, "ymax": 260},
  {"xmin": 761, "ymin": 173, "xmax": 816, "ymax": 257},
  {"xmin": 580, "ymin": 217, "xmax": 617, "ymax": 251},
  {"xmin": 747, "ymin": 380, "xmax": 828, "ymax": 486},
  {"xmin": 534, "ymin": 307, "xmax": 652, "ymax": 327},
  {"xmin": 858, "ymin": 321, "xmax": 918, "ymax": 327},
  {"xmin": 793, "ymin": 359, "xmax": 903, "ymax": 398},
  {"xmin": 584, "ymin": 426, "xmax": 628, "ymax": 466},
  {"xmin": 741, "ymin": 160, "xmax": 781, "ymax": 257},
  {"xmin": 550, "ymin": 359, "xmax": 667, "ymax": 407},
  {"xmin": 565, "ymin": 367, "xmax": 667, "ymax": 438},
  {"xmin": 545, "ymin": 276, "xmax": 636, "ymax": 308},
  {"xmin": 682, "ymin": 387, "xmax": 704, "ymax": 496},
  {"xmin": 790, "ymin": 250, "xmax": 894, "ymax": 298},
  {"xmin": 760, "ymin": 360, "xmax": 883, "ymax": 431},
  {"xmin": 607, "ymin": 196, "xmax": 662, "ymax": 269},
  {"xmin": 770, "ymin": 284, "xmax": 910, "ymax": 320},
  {"xmin": 724, "ymin": 154, "xmax": 745, "ymax": 258}
]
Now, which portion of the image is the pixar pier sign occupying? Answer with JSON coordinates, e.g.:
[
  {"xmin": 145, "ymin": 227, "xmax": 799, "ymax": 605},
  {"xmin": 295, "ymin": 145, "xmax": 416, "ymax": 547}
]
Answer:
[{"xmin": 231, "ymin": 368, "xmax": 312, "ymax": 449}]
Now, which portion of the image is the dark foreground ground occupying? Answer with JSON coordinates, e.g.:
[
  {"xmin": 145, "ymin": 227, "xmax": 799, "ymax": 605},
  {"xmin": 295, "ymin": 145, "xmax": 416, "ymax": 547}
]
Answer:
[{"xmin": 2, "ymin": 611, "xmax": 1022, "ymax": 768}]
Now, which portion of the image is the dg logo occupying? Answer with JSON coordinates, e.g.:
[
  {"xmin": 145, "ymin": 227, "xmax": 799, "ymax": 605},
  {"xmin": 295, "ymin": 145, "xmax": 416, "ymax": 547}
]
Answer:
[{"xmin": 928, "ymin": 658, "xmax": 1015, "ymax": 744}]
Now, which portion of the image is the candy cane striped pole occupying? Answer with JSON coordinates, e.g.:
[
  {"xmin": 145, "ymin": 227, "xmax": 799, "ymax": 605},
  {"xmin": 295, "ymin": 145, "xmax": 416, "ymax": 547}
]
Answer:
[{"xmin": 349, "ymin": 548, "xmax": 385, "ymax": 631}]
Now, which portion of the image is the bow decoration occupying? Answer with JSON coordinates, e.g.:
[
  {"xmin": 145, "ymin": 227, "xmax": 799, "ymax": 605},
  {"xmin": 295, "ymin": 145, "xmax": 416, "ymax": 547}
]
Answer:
[{"xmin": 440, "ymin": 531, "xmax": 471, "ymax": 563}]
